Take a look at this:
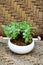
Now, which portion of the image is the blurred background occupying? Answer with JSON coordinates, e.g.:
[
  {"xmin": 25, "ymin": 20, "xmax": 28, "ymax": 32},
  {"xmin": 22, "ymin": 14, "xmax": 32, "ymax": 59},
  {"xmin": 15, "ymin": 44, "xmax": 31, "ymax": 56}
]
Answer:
[{"xmin": 0, "ymin": 0, "xmax": 43, "ymax": 39}]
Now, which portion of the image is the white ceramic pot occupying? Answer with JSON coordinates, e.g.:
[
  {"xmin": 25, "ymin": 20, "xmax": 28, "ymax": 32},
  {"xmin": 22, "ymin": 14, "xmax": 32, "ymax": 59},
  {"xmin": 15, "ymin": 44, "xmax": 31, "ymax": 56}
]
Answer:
[
  {"xmin": 8, "ymin": 39, "xmax": 34, "ymax": 54},
  {"xmin": 0, "ymin": 36, "xmax": 41, "ymax": 54}
]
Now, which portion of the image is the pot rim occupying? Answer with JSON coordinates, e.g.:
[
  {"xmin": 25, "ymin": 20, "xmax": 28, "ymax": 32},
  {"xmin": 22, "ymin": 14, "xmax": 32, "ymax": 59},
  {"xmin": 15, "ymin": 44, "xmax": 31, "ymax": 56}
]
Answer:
[{"xmin": 8, "ymin": 38, "xmax": 34, "ymax": 47}]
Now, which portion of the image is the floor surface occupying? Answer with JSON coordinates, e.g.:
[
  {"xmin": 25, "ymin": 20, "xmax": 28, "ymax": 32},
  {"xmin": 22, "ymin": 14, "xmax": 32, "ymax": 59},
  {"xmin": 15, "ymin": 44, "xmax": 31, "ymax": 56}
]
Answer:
[{"xmin": 0, "ymin": 41, "xmax": 43, "ymax": 65}]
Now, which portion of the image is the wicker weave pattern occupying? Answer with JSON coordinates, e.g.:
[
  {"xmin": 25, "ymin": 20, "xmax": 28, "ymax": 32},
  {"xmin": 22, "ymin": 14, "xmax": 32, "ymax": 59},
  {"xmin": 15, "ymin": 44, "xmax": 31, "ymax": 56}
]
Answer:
[{"xmin": 0, "ymin": 0, "xmax": 43, "ymax": 36}]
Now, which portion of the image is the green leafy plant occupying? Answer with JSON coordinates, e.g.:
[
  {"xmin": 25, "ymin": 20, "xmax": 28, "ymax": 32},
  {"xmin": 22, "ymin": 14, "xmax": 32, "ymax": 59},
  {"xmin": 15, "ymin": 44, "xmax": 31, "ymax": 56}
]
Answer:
[
  {"xmin": 1, "ymin": 21, "xmax": 36, "ymax": 45},
  {"xmin": 19, "ymin": 21, "xmax": 36, "ymax": 43},
  {"xmin": 1, "ymin": 22, "xmax": 20, "ymax": 39}
]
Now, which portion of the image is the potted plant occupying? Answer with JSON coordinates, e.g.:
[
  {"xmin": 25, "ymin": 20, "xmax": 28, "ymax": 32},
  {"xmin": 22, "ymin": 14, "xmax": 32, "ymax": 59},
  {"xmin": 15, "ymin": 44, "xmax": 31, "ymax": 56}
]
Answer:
[{"xmin": 1, "ymin": 21, "xmax": 37, "ymax": 54}]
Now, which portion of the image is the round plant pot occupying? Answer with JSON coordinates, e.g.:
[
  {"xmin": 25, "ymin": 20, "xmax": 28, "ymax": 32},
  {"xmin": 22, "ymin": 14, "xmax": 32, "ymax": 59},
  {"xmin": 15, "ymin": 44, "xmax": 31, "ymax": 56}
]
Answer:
[{"xmin": 8, "ymin": 39, "xmax": 34, "ymax": 54}]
